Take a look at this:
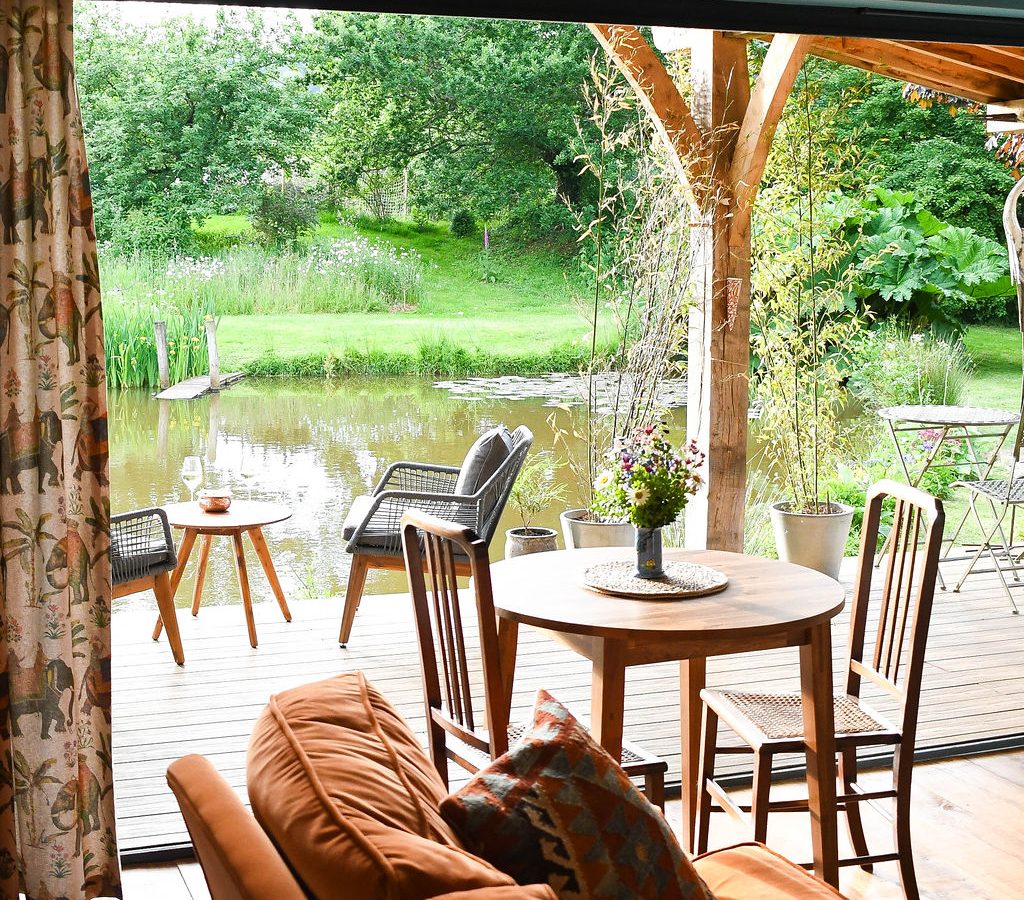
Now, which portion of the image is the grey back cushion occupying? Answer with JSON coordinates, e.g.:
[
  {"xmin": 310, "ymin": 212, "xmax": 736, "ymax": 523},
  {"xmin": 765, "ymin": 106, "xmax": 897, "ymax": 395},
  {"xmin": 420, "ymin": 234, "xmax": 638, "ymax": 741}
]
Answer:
[{"xmin": 454, "ymin": 426, "xmax": 514, "ymax": 496}]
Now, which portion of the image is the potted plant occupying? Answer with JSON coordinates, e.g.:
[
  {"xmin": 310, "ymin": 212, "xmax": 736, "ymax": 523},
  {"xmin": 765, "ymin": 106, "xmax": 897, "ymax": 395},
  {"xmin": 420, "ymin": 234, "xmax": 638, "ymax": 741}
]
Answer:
[
  {"xmin": 752, "ymin": 65, "xmax": 863, "ymax": 579},
  {"xmin": 591, "ymin": 423, "xmax": 705, "ymax": 577},
  {"xmin": 557, "ymin": 58, "xmax": 698, "ymax": 550},
  {"xmin": 505, "ymin": 452, "xmax": 565, "ymax": 558}
]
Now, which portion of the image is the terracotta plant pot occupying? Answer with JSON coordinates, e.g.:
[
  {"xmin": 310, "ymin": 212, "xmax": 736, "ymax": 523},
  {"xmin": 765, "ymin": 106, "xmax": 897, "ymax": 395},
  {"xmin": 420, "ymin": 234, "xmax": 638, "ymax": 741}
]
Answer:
[
  {"xmin": 504, "ymin": 527, "xmax": 558, "ymax": 559},
  {"xmin": 559, "ymin": 509, "xmax": 634, "ymax": 550},
  {"xmin": 769, "ymin": 501, "xmax": 853, "ymax": 580}
]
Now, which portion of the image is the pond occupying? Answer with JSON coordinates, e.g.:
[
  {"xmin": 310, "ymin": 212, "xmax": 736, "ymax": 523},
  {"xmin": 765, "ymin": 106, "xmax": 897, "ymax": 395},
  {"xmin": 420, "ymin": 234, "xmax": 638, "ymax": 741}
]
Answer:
[{"xmin": 110, "ymin": 376, "xmax": 710, "ymax": 611}]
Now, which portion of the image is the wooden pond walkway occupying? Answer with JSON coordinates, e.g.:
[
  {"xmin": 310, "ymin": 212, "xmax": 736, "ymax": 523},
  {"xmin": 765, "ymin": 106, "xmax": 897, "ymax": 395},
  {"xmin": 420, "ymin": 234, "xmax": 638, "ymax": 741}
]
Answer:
[{"xmin": 111, "ymin": 557, "xmax": 1024, "ymax": 856}]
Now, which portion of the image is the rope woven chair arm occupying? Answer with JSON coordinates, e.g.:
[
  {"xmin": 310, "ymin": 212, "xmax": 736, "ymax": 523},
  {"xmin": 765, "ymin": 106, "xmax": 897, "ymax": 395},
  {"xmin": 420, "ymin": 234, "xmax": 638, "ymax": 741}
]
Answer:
[
  {"xmin": 372, "ymin": 461, "xmax": 461, "ymax": 495},
  {"xmin": 110, "ymin": 507, "xmax": 177, "ymax": 586},
  {"xmin": 345, "ymin": 490, "xmax": 484, "ymax": 552}
]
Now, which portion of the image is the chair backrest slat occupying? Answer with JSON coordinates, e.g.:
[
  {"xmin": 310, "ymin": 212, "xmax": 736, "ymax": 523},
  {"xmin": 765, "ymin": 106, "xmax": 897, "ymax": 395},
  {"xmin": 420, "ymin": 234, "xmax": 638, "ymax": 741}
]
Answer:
[
  {"xmin": 402, "ymin": 510, "xmax": 510, "ymax": 786},
  {"xmin": 846, "ymin": 480, "xmax": 944, "ymax": 744}
]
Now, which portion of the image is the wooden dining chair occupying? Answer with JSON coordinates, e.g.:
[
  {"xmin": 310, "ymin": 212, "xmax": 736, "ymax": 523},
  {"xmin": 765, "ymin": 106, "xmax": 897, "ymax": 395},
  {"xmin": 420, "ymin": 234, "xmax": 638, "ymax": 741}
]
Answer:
[
  {"xmin": 695, "ymin": 480, "xmax": 944, "ymax": 900},
  {"xmin": 400, "ymin": 509, "xmax": 667, "ymax": 808}
]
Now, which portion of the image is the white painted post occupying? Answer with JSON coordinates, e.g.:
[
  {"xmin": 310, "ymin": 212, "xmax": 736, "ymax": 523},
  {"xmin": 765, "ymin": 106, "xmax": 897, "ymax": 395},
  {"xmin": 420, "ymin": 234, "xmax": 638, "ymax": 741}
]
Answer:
[
  {"xmin": 153, "ymin": 320, "xmax": 170, "ymax": 391},
  {"xmin": 205, "ymin": 315, "xmax": 220, "ymax": 390}
]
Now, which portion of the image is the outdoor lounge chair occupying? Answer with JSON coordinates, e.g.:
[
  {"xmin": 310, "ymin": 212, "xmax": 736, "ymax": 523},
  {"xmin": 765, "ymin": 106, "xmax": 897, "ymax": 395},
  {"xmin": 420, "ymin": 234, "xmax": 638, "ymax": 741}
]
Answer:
[
  {"xmin": 339, "ymin": 424, "xmax": 533, "ymax": 645},
  {"xmin": 111, "ymin": 507, "xmax": 184, "ymax": 665}
]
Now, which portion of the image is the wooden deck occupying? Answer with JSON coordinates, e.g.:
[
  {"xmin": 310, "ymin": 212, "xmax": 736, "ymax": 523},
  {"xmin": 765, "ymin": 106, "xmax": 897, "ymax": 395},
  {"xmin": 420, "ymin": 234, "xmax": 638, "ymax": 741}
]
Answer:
[
  {"xmin": 153, "ymin": 371, "xmax": 244, "ymax": 400},
  {"xmin": 111, "ymin": 557, "xmax": 1024, "ymax": 856}
]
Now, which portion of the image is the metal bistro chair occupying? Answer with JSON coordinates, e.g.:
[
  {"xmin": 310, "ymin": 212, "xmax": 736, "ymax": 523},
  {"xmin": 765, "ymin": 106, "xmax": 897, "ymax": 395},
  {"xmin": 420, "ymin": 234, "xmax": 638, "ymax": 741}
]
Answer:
[
  {"xmin": 696, "ymin": 481, "xmax": 944, "ymax": 900},
  {"xmin": 339, "ymin": 425, "xmax": 532, "ymax": 646},
  {"xmin": 111, "ymin": 508, "xmax": 183, "ymax": 665},
  {"xmin": 401, "ymin": 509, "xmax": 667, "ymax": 808},
  {"xmin": 950, "ymin": 173, "xmax": 1024, "ymax": 613}
]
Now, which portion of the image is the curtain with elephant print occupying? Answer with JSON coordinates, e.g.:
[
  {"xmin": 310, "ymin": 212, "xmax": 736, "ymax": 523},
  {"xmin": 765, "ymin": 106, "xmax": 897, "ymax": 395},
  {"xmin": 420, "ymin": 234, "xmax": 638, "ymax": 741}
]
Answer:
[{"xmin": 0, "ymin": 0, "xmax": 119, "ymax": 897}]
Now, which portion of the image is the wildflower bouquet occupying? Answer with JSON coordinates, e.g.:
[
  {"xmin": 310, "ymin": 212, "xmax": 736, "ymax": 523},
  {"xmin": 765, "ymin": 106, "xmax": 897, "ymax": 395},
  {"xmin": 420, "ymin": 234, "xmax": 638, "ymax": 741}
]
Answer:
[{"xmin": 591, "ymin": 424, "xmax": 705, "ymax": 529}]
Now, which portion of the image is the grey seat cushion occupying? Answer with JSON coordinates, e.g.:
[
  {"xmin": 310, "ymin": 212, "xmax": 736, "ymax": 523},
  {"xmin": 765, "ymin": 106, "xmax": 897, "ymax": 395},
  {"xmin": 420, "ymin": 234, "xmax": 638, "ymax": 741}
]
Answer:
[
  {"xmin": 110, "ymin": 544, "xmax": 174, "ymax": 584},
  {"xmin": 454, "ymin": 426, "xmax": 513, "ymax": 496},
  {"xmin": 342, "ymin": 495, "xmax": 392, "ymax": 547}
]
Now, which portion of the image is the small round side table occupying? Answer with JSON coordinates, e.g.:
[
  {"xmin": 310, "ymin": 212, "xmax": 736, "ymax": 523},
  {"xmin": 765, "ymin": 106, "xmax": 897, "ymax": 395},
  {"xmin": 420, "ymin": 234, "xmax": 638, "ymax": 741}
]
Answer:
[{"xmin": 153, "ymin": 500, "xmax": 293, "ymax": 649}]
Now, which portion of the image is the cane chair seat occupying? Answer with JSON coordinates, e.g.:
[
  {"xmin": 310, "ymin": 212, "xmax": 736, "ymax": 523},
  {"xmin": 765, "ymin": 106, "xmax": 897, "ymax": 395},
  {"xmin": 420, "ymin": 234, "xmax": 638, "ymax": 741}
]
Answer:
[{"xmin": 703, "ymin": 689, "xmax": 897, "ymax": 751}]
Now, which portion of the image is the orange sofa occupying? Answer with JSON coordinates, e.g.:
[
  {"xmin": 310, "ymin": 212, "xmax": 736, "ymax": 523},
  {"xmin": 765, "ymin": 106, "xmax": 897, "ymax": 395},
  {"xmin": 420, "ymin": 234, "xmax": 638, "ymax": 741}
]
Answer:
[{"xmin": 166, "ymin": 672, "xmax": 844, "ymax": 900}]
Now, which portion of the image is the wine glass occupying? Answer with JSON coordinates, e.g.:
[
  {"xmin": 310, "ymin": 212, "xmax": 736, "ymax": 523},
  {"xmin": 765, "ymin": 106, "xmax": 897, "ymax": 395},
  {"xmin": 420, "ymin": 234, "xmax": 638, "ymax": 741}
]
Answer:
[
  {"xmin": 181, "ymin": 456, "xmax": 203, "ymax": 502},
  {"xmin": 239, "ymin": 455, "xmax": 259, "ymax": 501}
]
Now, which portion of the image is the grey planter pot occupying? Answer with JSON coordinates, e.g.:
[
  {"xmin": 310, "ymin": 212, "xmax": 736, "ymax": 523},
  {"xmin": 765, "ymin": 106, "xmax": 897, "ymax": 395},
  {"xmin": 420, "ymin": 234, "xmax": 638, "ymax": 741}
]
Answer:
[
  {"xmin": 504, "ymin": 527, "xmax": 558, "ymax": 559},
  {"xmin": 769, "ymin": 501, "xmax": 854, "ymax": 581},
  {"xmin": 560, "ymin": 509, "xmax": 634, "ymax": 550}
]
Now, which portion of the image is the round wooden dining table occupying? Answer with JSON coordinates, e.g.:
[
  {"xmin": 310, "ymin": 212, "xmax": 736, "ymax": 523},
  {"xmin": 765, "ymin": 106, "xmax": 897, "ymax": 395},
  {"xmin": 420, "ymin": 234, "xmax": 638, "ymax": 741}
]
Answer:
[{"xmin": 490, "ymin": 546, "xmax": 846, "ymax": 886}]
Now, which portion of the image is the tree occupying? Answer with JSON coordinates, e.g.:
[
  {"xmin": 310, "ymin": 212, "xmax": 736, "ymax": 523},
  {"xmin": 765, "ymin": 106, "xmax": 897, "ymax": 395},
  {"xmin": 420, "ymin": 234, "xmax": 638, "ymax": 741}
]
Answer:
[
  {"xmin": 302, "ymin": 14, "xmax": 597, "ymax": 232},
  {"xmin": 820, "ymin": 67, "xmax": 1013, "ymax": 241},
  {"xmin": 74, "ymin": 5, "xmax": 316, "ymax": 251}
]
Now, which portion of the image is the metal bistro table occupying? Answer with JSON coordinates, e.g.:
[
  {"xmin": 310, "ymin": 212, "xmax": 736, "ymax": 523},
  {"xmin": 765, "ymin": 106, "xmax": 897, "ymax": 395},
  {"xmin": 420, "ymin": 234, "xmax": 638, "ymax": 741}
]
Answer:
[
  {"xmin": 878, "ymin": 405, "xmax": 1020, "ymax": 575},
  {"xmin": 153, "ymin": 500, "xmax": 293, "ymax": 649},
  {"xmin": 490, "ymin": 546, "xmax": 846, "ymax": 887}
]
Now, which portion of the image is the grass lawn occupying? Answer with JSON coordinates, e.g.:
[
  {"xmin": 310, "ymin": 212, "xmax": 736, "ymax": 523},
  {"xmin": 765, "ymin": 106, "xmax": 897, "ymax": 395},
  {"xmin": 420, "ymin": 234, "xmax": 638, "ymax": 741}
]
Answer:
[
  {"xmin": 963, "ymin": 325, "xmax": 1022, "ymax": 409},
  {"xmin": 200, "ymin": 214, "xmax": 603, "ymax": 367}
]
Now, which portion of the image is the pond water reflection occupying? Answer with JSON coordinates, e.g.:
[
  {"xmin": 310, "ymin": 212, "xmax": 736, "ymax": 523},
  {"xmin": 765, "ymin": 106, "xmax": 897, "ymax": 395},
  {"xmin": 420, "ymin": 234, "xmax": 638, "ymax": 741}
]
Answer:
[{"xmin": 109, "ymin": 377, "xmax": 694, "ymax": 610}]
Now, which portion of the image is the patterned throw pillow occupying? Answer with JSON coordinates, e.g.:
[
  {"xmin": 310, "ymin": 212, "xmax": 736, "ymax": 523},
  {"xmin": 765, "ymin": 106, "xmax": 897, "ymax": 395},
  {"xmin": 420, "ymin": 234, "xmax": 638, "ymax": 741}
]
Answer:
[{"xmin": 440, "ymin": 691, "xmax": 715, "ymax": 900}]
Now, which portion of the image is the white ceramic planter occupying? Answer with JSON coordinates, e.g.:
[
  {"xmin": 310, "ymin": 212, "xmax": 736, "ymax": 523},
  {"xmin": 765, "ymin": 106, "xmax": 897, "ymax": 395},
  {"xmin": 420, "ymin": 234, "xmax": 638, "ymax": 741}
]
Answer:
[
  {"xmin": 559, "ymin": 509, "xmax": 634, "ymax": 550},
  {"xmin": 769, "ymin": 501, "xmax": 854, "ymax": 580},
  {"xmin": 504, "ymin": 527, "xmax": 558, "ymax": 559}
]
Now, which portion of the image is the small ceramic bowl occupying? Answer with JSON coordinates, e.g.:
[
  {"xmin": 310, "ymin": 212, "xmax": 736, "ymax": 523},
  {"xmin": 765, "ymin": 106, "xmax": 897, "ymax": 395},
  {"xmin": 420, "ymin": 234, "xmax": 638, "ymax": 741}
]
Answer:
[{"xmin": 198, "ymin": 489, "xmax": 232, "ymax": 513}]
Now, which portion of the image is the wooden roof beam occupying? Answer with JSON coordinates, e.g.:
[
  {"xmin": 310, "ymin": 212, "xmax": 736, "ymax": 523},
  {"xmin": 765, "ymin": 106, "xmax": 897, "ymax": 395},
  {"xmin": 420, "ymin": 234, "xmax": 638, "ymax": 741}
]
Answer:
[
  {"xmin": 730, "ymin": 33, "xmax": 812, "ymax": 249},
  {"xmin": 892, "ymin": 41, "xmax": 1024, "ymax": 88},
  {"xmin": 589, "ymin": 23, "xmax": 707, "ymax": 198},
  {"xmin": 810, "ymin": 36, "xmax": 1024, "ymax": 104}
]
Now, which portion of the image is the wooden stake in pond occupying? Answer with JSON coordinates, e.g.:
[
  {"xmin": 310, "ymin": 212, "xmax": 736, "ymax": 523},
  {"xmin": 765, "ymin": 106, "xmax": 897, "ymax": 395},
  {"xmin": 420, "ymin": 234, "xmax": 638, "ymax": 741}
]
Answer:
[
  {"xmin": 154, "ymin": 320, "xmax": 170, "ymax": 391},
  {"xmin": 205, "ymin": 315, "xmax": 220, "ymax": 390}
]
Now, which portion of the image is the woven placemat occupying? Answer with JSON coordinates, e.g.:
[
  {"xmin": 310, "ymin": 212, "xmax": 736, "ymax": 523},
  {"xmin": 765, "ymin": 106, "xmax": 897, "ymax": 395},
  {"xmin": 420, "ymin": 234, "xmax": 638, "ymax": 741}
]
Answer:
[{"xmin": 582, "ymin": 560, "xmax": 729, "ymax": 600}]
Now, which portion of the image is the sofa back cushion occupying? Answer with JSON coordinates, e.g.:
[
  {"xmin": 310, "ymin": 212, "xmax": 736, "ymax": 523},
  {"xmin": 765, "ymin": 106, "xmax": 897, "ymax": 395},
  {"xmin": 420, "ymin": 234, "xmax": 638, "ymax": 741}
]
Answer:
[{"xmin": 247, "ymin": 672, "xmax": 521, "ymax": 900}]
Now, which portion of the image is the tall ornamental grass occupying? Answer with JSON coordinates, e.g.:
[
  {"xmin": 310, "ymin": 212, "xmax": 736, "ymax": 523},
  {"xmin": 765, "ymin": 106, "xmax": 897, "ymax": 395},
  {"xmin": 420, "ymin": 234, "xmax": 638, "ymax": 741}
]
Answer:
[{"xmin": 100, "ymin": 238, "xmax": 425, "ymax": 317}]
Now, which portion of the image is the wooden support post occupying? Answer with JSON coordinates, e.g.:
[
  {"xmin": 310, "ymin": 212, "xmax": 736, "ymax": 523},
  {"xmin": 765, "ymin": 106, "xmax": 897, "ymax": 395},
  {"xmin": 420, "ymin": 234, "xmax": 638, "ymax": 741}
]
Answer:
[
  {"xmin": 592, "ymin": 27, "xmax": 808, "ymax": 552},
  {"xmin": 685, "ymin": 32, "xmax": 751, "ymax": 552},
  {"xmin": 205, "ymin": 315, "xmax": 220, "ymax": 390},
  {"xmin": 154, "ymin": 320, "xmax": 170, "ymax": 391}
]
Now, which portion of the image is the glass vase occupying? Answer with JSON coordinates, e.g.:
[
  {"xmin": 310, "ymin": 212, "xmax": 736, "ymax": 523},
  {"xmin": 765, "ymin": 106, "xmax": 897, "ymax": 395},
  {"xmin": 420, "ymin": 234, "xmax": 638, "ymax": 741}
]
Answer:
[{"xmin": 635, "ymin": 526, "xmax": 664, "ymax": 579}]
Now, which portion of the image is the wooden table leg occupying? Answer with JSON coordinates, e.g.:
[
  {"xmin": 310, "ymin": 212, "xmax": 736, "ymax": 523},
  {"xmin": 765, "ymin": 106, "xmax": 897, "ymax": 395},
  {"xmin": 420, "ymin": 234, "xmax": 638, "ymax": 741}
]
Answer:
[
  {"xmin": 680, "ymin": 656, "xmax": 707, "ymax": 853},
  {"xmin": 152, "ymin": 570, "xmax": 184, "ymax": 666},
  {"xmin": 496, "ymin": 617, "xmax": 519, "ymax": 728},
  {"xmin": 591, "ymin": 638, "xmax": 625, "ymax": 761},
  {"xmin": 801, "ymin": 622, "xmax": 839, "ymax": 887},
  {"xmin": 191, "ymin": 535, "xmax": 213, "ymax": 616},
  {"xmin": 248, "ymin": 527, "xmax": 291, "ymax": 622},
  {"xmin": 232, "ymin": 532, "xmax": 258, "ymax": 648},
  {"xmin": 153, "ymin": 528, "xmax": 197, "ymax": 641}
]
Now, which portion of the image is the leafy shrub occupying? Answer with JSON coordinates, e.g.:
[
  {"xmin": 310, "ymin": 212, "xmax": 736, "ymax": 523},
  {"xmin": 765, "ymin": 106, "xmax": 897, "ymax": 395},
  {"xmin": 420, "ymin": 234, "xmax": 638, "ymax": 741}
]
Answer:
[
  {"xmin": 450, "ymin": 209, "xmax": 476, "ymax": 237},
  {"xmin": 251, "ymin": 186, "xmax": 319, "ymax": 250},
  {"xmin": 847, "ymin": 323, "xmax": 974, "ymax": 410},
  {"xmin": 105, "ymin": 201, "xmax": 194, "ymax": 256},
  {"xmin": 832, "ymin": 187, "xmax": 1013, "ymax": 330}
]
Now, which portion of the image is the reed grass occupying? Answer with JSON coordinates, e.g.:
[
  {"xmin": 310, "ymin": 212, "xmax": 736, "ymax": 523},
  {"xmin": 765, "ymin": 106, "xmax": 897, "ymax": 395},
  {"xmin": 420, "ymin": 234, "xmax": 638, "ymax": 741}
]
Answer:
[
  {"xmin": 242, "ymin": 336, "xmax": 614, "ymax": 379},
  {"xmin": 104, "ymin": 298, "xmax": 209, "ymax": 390}
]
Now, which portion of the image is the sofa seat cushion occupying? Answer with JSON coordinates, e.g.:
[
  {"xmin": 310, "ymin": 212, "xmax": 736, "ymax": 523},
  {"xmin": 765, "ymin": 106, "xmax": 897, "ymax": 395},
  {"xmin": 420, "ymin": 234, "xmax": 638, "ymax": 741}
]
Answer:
[
  {"xmin": 693, "ymin": 842, "xmax": 843, "ymax": 899},
  {"xmin": 441, "ymin": 690, "xmax": 713, "ymax": 900},
  {"xmin": 247, "ymin": 672, "xmax": 522, "ymax": 899}
]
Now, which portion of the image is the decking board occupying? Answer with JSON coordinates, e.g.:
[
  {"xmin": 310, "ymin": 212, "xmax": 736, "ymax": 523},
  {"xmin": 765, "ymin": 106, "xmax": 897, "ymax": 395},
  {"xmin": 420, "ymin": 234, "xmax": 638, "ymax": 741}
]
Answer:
[{"xmin": 111, "ymin": 557, "xmax": 1024, "ymax": 853}]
